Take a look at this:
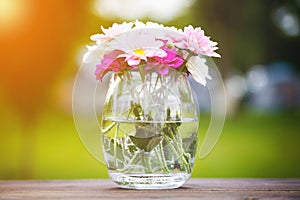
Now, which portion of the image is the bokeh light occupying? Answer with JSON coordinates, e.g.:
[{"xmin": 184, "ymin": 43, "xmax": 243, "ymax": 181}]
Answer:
[
  {"xmin": 93, "ymin": 0, "xmax": 193, "ymax": 22},
  {"xmin": 0, "ymin": 0, "xmax": 32, "ymax": 33},
  {"xmin": 272, "ymin": 6, "xmax": 300, "ymax": 37}
]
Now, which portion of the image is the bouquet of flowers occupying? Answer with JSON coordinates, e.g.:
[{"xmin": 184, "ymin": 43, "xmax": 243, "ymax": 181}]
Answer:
[{"xmin": 83, "ymin": 20, "xmax": 220, "ymax": 86}]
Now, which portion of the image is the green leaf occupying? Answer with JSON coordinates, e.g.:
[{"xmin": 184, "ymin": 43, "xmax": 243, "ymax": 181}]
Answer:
[
  {"xmin": 129, "ymin": 125, "xmax": 162, "ymax": 152},
  {"xmin": 129, "ymin": 134, "xmax": 162, "ymax": 152}
]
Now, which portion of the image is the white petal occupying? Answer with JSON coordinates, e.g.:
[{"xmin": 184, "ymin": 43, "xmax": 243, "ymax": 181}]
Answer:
[
  {"xmin": 90, "ymin": 33, "xmax": 103, "ymax": 41},
  {"xmin": 133, "ymin": 20, "xmax": 146, "ymax": 29},
  {"xmin": 145, "ymin": 21, "xmax": 164, "ymax": 28},
  {"xmin": 145, "ymin": 48, "xmax": 167, "ymax": 57},
  {"xmin": 110, "ymin": 30, "xmax": 164, "ymax": 52},
  {"xmin": 186, "ymin": 56, "xmax": 211, "ymax": 86}
]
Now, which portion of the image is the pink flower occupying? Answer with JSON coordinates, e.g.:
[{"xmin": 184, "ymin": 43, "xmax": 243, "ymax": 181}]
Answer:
[
  {"xmin": 175, "ymin": 25, "xmax": 220, "ymax": 58},
  {"xmin": 144, "ymin": 47, "xmax": 184, "ymax": 75},
  {"xmin": 118, "ymin": 48, "xmax": 167, "ymax": 66},
  {"xmin": 153, "ymin": 48, "xmax": 184, "ymax": 68},
  {"xmin": 90, "ymin": 22, "xmax": 133, "ymax": 44},
  {"xmin": 95, "ymin": 50, "xmax": 130, "ymax": 80}
]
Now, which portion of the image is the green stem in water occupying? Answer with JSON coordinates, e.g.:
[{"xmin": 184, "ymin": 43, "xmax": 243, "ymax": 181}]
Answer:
[
  {"xmin": 127, "ymin": 151, "xmax": 140, "ymax": 166},
  {"xmin": 142, "ymin": 151, "xmax": 152, "ymax": 173},
  {"xmin": 113, "ymin": 123, "xmax": 120, "ymax": 167},
  {"xmin": 163, "ymin": 127, "xmax": 191, "ymax": 173},
  {"xmin": 155, "ymin": 143, "xmax": 170, "ymax": 173}
]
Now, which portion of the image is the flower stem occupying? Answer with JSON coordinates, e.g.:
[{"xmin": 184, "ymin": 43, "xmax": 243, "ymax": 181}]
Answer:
[
  {"xmin": 157, "ymin": 143, "xmax": 170, "ymax": 173},
  {"xmin": 164, "ymin": 129, "xmax": 191, "ymax": 173},
  {"xmin": 127, "ymin": 151, "xmax": 139, "ymax": 165},
  {"xmin": 142, "ymin": 151, "xmax": 152, "ymax": 173},
  {"xmin": 113, "ymin": 123, "xmax": 119, "ymax": 166}
]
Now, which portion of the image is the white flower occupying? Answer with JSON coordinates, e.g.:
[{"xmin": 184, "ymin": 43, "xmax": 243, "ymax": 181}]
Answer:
[
  {"xmin": 90, "ymin": 22, "xmax": 134, "ymax": 44},
  {"xmin": 109, "ymin": 29, "xmax": 165, "ymax": 52},
  {"xmin": 186, "ymin": 56, "xmax": 211, "ymax": 86}
]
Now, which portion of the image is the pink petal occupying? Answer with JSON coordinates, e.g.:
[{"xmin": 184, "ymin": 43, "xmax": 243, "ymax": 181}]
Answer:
[{"xmin": 156, "ymin": 65, "xmax": 169, "ymax": 75}]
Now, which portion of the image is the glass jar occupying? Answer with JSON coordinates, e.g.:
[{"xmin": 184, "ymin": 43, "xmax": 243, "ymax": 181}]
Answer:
[{"xmin": 100, "ymin": 68, "xmax": 198, "ymax": 189}]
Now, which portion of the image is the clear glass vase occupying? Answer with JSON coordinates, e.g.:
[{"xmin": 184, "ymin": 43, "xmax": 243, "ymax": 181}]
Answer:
[{"xmin": 100, "ymin": 68, "xmax": 198, "ymax": 189}]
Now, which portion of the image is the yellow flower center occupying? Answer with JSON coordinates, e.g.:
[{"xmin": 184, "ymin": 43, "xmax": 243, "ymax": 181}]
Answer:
[{"xmin": 133, "ymin": 49, "xmax": 145, "ymax": 55}]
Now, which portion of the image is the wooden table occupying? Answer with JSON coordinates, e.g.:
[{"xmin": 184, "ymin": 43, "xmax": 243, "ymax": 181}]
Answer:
[{"xmin": 0, "ymin": 179, "xmax": 299, "ymax": 199}]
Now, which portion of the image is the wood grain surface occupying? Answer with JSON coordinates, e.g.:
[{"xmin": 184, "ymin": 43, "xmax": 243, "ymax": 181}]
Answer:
[{"xmin": 1, "ymin": 179, "xmax": 299, "ymax": 200}]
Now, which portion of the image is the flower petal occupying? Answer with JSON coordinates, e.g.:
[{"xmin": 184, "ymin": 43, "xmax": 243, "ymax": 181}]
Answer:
[{"xmin": 186, "ymin": 56, "xmax": 211, "ymax": 86}]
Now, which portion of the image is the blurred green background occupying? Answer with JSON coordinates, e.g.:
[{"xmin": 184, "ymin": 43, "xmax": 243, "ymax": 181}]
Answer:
[{"xmin": 0, "ymin": 0, "xmax": 299, "ymax": 179}]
